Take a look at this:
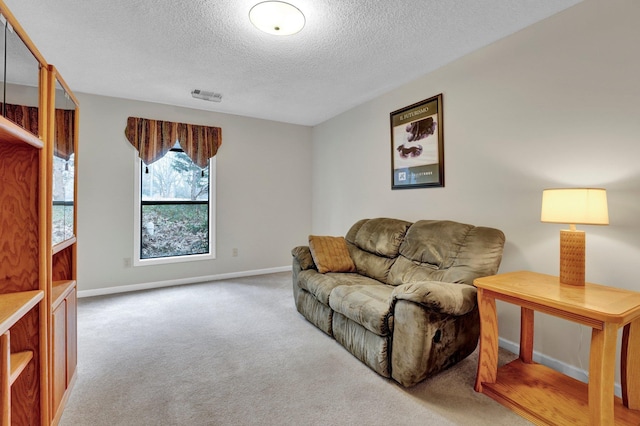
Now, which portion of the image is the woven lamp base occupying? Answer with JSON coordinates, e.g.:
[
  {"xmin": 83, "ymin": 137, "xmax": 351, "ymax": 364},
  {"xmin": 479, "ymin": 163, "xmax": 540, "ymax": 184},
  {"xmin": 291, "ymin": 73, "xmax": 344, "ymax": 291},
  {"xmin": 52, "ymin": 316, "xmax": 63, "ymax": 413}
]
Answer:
[{"xmin": 559, "ymin": 229, "xmax": 585, "ymax": 286}]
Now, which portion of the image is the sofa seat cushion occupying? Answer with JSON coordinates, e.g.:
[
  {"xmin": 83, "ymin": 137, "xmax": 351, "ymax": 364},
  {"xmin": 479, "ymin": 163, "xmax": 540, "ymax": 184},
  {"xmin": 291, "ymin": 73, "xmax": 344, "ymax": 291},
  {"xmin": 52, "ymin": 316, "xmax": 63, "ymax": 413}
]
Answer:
[
  {"xmin": 297, "ymin": 270, "xmax": 380, "ymax": 306},
  {"xmin": 329, "ymin": 284, "xmax": 394, "ymax": 336}
]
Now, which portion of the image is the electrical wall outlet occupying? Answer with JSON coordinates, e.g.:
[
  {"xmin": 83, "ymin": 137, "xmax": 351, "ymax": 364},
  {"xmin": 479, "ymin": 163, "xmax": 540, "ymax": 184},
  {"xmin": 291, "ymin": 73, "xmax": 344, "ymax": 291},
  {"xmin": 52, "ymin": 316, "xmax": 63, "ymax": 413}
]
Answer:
[
  {"xmin": 123, "ymin": 257, "xmax": 132, "ymax": 267},
  {"xmin": 232, "ymin": 248, "xmax": 238, "ymax": 257}
]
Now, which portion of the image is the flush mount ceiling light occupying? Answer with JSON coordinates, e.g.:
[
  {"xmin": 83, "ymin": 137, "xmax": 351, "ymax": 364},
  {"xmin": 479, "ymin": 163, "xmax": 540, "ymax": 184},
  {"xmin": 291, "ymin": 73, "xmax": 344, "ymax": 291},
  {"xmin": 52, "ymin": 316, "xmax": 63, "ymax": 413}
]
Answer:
[{"xmin": 249, "ymin": 1, "xmax": 305, "ymax": 36}]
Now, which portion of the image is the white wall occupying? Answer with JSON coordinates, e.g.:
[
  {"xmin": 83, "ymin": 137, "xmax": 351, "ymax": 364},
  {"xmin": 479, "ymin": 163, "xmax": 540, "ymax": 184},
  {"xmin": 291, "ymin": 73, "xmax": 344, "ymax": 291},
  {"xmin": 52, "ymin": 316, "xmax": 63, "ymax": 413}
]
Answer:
[
  {"xmin": 76, "ymin": 93, "xmax": 312, "ymax": 292},
  {"xmin": 311, "ymin": 0, "xmax": 640, "ymax": 381}
]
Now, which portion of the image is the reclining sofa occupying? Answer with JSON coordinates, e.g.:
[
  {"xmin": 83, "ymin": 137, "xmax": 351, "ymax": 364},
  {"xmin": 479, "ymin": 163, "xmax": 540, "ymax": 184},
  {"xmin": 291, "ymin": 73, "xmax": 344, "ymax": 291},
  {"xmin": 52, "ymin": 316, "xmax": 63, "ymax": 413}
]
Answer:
[{"xmin": 291, "ymin": 218, "xmax": 505, "ymax": 387}]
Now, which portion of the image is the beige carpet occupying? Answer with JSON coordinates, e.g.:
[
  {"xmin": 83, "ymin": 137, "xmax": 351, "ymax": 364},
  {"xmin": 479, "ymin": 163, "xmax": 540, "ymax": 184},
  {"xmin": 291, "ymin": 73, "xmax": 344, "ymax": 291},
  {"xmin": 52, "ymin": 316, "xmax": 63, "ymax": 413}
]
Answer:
[{"xmin": 60, "ymin": 272, "xmax": 532, "ymax": 425}]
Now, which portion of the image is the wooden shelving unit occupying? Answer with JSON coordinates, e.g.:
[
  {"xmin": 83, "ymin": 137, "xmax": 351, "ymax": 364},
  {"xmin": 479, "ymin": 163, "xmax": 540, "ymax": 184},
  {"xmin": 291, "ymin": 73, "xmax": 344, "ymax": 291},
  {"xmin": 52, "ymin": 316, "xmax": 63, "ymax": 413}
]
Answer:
[
  {"xmin": 47, "ymin": 66, "xmax": 79, "ymax": 425},
  {"xmin": 0, "ymin": 116, "xmax": 44, "ymax": 148},
  {"xmin": 0, "ymin": 291, "xmax": 44, "ymax": 333},
  {"xmin": 51, "ymin": 281, "xmax": 76, "ymax": 310},
  {"xmin": 1, "ymin": 3, "xmax": 50, "ymax": 424},
  {"xmin": 0, "ymin": 291, "xmax": 43, "ymax": 422},
  {"xmin": 9, "ymin": 351, "xmax": 34, "ymax": 385},
  {"xmin": 0, "ymin": 112, "xmax": 48, "ymax": 424},
  {"xmin": 1, "ymin": 1, "xmax": 79, "ymax": 424}
]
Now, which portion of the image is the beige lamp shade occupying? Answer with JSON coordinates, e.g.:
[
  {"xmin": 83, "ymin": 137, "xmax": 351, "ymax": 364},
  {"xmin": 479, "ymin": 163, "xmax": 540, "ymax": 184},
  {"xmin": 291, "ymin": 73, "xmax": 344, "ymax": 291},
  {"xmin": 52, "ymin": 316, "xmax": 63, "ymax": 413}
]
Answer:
[
  {"xmin": 541, "ymin": 188, "xmax": 609, "ymax": 225},
  {"xmin": 540, "ymin": 188, "xmax": 608, "ymax": 286}
]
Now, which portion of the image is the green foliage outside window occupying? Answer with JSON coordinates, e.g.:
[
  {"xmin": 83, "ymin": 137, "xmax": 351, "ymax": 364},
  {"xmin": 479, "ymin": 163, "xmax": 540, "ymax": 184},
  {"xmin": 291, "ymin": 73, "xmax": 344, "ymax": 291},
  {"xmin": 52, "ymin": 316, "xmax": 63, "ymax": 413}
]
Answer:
[{"xmin": 140, "ymin": 146, "xmax": 210, "ymax": 259}]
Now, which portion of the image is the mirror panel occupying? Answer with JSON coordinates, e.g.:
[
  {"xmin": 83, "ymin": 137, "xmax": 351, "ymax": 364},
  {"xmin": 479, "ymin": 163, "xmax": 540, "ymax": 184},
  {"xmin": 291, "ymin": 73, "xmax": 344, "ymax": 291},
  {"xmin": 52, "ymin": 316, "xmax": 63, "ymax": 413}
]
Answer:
[
  {"xmin": 1, "ymin": 16, "xmax": 41, "ymax": 136},
  {"xmin": 52, "ymin": 78, "xmax": 76, "ymax": 245},
  {"xmin": 0, "ymin": 16, "xmax": 4, "ymax": 103}
]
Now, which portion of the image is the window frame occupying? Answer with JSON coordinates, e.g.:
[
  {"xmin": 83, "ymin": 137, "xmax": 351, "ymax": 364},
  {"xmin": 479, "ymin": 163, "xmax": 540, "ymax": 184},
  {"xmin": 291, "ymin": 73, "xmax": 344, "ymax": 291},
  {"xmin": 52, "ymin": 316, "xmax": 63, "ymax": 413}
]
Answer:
[{"xmin": 133, "ymin": 150, "xmax": 216, "ymax": 267}]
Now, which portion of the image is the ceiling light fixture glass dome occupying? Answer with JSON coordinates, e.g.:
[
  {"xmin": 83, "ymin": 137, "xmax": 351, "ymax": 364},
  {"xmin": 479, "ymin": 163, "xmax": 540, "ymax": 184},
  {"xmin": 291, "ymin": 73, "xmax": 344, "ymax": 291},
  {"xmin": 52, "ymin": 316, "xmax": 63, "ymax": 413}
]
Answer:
[{"xmin": 249, "ymin": 1, "xmax": 305, "ymax": 36}]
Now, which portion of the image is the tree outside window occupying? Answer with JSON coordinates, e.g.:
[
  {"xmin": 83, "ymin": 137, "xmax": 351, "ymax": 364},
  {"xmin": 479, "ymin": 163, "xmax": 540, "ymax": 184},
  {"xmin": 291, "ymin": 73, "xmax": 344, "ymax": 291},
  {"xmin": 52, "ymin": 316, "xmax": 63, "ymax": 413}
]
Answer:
[{"xmin": 139, "ymin": 144, "xmax": 211, "ymax": 260}]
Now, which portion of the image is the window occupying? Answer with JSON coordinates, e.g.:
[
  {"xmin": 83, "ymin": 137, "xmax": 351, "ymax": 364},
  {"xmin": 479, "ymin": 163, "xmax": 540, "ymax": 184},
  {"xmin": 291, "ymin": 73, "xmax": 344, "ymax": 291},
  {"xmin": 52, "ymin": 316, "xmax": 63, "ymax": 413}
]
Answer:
[
  {"xmin": 134, "ymin": 143, "xmax": 216, "ymax": 266},
  {"xmin": 125, "ymin": 116, "xmax": 221, "ymax": 266}
]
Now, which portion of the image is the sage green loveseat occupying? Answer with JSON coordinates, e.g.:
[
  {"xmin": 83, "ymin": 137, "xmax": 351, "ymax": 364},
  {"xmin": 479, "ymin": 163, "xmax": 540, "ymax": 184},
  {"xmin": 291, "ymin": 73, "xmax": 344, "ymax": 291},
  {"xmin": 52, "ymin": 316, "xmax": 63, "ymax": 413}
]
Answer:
[{"xmin": 291, "ymin": 218, "xmax": 505, "ymax": 387}]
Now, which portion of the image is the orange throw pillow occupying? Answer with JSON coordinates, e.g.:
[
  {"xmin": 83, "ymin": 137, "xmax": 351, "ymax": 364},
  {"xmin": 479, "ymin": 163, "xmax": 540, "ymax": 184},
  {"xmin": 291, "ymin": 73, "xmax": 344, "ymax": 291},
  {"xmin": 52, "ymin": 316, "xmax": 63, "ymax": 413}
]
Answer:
[{"xmin": 308, "ymin": 235, "xmax": 356, "ymax": 274}]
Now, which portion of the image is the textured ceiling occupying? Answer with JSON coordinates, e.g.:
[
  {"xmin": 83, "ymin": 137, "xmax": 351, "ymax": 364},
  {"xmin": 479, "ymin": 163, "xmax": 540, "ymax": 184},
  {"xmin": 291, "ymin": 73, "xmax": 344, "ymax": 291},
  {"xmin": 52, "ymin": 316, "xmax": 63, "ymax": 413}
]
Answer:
[{"xmin": 5, "ymin": 0, "xmax": 581, "ymax": 126}]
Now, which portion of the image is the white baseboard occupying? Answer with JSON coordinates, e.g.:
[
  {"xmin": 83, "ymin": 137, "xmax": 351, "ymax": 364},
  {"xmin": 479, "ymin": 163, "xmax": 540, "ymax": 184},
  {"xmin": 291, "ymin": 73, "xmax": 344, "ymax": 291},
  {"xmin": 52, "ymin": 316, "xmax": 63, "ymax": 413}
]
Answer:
[
  {"xmin": 499, "ymin": 337, "xmax": 622, "ymax": 397},
  {"xmin": 77, "ymin": 265, "xmax": 292, "ymax": 298}
]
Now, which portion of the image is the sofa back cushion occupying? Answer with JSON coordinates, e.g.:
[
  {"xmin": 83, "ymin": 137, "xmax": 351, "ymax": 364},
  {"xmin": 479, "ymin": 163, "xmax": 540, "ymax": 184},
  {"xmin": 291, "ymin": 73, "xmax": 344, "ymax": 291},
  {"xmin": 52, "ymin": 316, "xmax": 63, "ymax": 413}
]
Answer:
[
  {"xmin": 345, "ymin": 218, "xmax": 411, "ymax": 283},
  {"xmin": 388, "ymin": 220, "xmax": 505, "ymax": 285},
  {"xmin": 441, "ymin": 225, "xmax": 506, "ymax": 283}
]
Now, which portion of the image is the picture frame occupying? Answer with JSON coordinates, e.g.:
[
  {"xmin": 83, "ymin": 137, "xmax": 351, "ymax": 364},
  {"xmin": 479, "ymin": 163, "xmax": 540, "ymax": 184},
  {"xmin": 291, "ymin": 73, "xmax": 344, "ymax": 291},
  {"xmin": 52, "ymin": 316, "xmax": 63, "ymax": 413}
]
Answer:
[{"xmin": 390, "ymin": 94, "xmax": 444, "ymax": 189}]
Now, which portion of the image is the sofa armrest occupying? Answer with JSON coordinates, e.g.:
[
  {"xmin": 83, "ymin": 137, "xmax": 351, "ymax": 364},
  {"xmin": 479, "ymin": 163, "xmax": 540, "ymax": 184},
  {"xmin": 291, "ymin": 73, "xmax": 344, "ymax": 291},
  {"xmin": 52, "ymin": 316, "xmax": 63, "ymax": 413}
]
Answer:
[
  {"xmin": 291, "ymin": 246, "xmax": 316, "ymax": 271},
  {"xmin": 391, "ymin": 281, "xmax": 477, "ymax": 316}
]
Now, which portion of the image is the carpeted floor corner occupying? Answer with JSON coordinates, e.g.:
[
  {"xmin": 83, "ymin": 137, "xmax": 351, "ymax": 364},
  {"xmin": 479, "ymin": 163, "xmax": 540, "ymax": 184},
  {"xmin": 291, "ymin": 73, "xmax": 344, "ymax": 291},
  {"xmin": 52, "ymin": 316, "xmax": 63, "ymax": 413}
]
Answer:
[{"xmin": 60, "ymin": 272, "xmax": 532, "ymax": 425}]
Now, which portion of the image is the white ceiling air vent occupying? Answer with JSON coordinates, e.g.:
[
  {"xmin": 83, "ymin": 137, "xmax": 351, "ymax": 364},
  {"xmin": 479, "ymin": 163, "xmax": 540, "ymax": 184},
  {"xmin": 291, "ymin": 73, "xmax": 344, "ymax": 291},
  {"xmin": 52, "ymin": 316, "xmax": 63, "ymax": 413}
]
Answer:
[{"xmin": 191, "ymin": 89, "xmax": 223, "ymax": 102}]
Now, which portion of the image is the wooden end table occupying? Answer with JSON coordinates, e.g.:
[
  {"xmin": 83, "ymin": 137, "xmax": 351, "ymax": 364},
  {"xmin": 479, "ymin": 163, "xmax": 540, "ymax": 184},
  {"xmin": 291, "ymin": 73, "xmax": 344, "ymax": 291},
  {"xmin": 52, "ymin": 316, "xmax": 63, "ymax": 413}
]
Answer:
[{"xmin": 474, "ymin": 271, "xmax": 640, "ymax": 426}]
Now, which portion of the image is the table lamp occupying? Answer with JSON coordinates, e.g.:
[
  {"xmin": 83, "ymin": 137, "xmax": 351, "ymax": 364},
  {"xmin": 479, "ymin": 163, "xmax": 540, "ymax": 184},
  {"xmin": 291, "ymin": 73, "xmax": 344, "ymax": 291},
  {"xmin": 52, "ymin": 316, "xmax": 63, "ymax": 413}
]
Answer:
[{"xmin": 540, "ymin": 188, "xmax": 609, "ymax": 285}]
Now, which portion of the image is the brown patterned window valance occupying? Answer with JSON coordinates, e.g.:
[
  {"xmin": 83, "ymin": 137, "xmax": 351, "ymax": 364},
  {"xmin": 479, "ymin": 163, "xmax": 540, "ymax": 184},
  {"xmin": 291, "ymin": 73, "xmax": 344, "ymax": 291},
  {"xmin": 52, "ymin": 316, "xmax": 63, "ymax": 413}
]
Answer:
[
  {"xmin": 2, "ymin": 103, "xmax": 75, "ymax": 160},
  {"xmin": 54, "ymin": 109, "xmax": 75, "ymax": 161},
  {"xmin": 3, "ymin": 103, "xmax": 39, "ymax": 135},
  {"xmin": 124, "ymin": 116, "xmax": 222, "ymax": 168}
]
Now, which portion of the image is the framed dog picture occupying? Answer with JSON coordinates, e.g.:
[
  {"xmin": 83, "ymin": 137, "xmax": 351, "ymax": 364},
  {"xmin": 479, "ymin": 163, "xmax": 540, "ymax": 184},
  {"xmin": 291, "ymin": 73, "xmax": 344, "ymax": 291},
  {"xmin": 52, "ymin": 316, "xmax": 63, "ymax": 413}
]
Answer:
[{"xmin": 390, "ymin": 94, "xmax": 444, "ymax": 189}]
